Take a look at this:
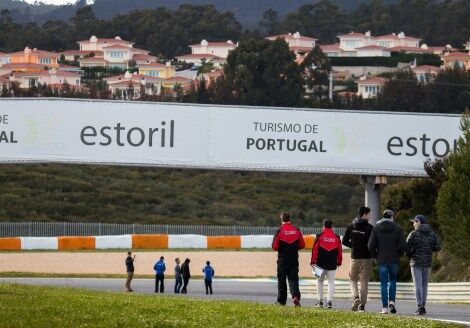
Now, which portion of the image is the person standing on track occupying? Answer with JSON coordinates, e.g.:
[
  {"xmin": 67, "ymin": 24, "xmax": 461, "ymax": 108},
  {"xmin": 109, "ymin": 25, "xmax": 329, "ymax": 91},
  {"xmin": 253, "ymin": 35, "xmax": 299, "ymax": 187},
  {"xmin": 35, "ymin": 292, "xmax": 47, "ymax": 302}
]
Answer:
[
  {"xmin": 272, "ymin": 212, "xmax": 305, "ymax": 307},
  {"xmin": 125, "ymin": 251, "xmax": 135, "ymax": 292},
  {"xmin": 153, "ymin": 256, "xmax": 166, "ymax": 293},
  {"xmin": 368, "ymin": 209, "xmax": 406, "ymax": 314},
  {"xmin": 342, "ymin": 206, "xmax": 373, "ymax": 312},
  {"xmin": 311, "ymin": 219, "xmax": 343, "ymax": 309},
  {"xmin": 181, "ymin": 258, "xmax": 191, "ymax": 294},
  {"xmin": 202, "ymin": 260, "xmax": 215, "ymax": 295},
  {"xmin": 406, "ymin": 215, "xmax": 441, "ymax": 316},
  {"xmin": 174, "ymin": 258, "xmax": 182, "ymax": 294}
]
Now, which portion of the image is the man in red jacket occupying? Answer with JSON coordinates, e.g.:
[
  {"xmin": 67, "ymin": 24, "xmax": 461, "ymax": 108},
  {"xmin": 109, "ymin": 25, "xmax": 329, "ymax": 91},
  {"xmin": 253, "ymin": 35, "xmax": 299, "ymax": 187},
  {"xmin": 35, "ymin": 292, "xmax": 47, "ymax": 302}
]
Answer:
[
  {"xmin": 272, "ymin": 212, "xmax": 305, "ymax": 306},
  {"xmin": 311, "ymin": 219, "xmax": 342, "ymax": 308}
]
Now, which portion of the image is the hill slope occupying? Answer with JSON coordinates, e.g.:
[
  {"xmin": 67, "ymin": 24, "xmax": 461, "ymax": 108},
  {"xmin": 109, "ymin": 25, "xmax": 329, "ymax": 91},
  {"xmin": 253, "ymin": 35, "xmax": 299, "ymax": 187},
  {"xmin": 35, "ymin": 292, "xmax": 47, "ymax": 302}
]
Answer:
[{"xmin": 0, "ymin": 164, "xmax": 363, "ymax": 226}]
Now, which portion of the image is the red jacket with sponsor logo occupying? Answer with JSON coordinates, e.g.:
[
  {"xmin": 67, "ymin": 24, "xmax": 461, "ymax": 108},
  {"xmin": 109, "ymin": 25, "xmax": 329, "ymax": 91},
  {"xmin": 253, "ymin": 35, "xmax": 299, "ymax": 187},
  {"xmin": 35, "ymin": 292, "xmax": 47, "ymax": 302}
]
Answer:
[
  {"xmin": 272, "ymin": 222, "xmax": 305, "ymax": 261},
  {"xmin": 310, "ymin": 227, "xmax": 342, "ymax": 270}
]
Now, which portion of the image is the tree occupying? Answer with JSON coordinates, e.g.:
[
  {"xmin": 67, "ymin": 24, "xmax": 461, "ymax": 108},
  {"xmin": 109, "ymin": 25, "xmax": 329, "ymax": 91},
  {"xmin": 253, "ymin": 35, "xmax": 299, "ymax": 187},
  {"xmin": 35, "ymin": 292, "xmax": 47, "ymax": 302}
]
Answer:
[
  {"xmin": 258, "ymin": 9, "xmax": 281, "ymax": 35},
  {"xmin": 376, "ymin": 70, "xmax": 427, "ymax": 112},
  {"xmin": 215, "ymin": 38, "xmax": 304, "ymax": 107},
  {"xmin": 436, "ymin": 111, "xmax": 470, "ymax": 262},
  {"xmin": 300, "ymin": 45, "xmax": 332, "ymax": 105},
  {"xmin": 426, "ymin": 68, "xmax": 470, "ymax": 114}
]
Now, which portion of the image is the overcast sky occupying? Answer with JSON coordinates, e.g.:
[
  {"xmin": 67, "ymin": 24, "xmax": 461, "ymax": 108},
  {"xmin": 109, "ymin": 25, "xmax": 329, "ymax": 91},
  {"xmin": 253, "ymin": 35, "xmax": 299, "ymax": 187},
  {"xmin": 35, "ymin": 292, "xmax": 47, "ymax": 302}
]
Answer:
[{"xmin": 23, "ymin": 0, "xmax": 88, "ymax": 5}]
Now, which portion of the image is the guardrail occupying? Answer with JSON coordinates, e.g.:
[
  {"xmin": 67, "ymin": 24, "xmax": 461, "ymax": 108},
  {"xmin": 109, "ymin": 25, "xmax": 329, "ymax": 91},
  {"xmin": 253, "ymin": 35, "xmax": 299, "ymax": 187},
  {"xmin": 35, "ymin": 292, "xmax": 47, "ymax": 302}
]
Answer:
[
  {"xmin": 299, "ymin": 280, "xmax": 470, "ymax": 302},
  {"xmin": 0, "ymin": 222, "xmax": 346, "ymax": 238}
]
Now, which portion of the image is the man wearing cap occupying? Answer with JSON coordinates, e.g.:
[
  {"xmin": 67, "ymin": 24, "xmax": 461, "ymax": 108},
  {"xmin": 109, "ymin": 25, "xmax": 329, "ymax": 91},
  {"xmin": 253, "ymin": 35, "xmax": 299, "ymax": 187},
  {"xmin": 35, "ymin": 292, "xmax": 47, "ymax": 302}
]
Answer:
[
  {"xmin": 368, "ymin": 209, "xmax": 406, "ymax": 314},
  {"xmin": 406, "ymin": 215, "xmax": 441, "ymax": 315}
]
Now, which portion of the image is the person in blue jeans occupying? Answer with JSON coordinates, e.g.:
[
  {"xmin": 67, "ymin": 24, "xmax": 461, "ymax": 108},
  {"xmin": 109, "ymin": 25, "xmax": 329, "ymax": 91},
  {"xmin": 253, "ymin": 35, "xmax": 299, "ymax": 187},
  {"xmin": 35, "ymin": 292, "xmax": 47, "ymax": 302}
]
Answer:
[
  {"xmin": 202, "ymin": 261, "xmax": 215, "ymax": 295},
  {"xmin": 368, "ymin": 209, "xmax": 405, "ymax": 314},
  {"xmin": 154, "ymin": 256, "xmax": 166, "ymax": 293}
]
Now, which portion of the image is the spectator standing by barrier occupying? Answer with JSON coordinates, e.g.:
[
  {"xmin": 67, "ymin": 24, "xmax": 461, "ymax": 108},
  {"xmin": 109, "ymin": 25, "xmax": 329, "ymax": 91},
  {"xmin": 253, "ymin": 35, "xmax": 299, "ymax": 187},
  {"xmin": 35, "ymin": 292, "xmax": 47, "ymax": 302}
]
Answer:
[
  {"xmin": 368, "ymin": 209, "xmax": 406, "ymax": 314},
  {"xmin": 154, "ymin": 256, "xmax": 166, "ymax": 293},
  {"xmin": 181, "ymin": 258, "xmax": 191, "ymax": 294},
  {"xmin": 125, "ymin": 251, "xmax": 135, "ymax": 292},
  {"xmin": 311, "ymin": 219, "xmax": 342, "ymax": 309},
  {"xmin": 406, "ymin": 215, "xmax": 442, "ymax": 316},
  {"xmin": 203, "ymin": 261, "xmax": 215, "ymax": 295},
  {"xmin": 174, "ymin": 258, "xmax": 182, "ymax": 294},
  {"xmin": 272, "ymin": 212, "xmax": 305, "ymax": 307},
  {"xmin": 342, "ymin": 206, "xmax": 373, "ymax": 312}
]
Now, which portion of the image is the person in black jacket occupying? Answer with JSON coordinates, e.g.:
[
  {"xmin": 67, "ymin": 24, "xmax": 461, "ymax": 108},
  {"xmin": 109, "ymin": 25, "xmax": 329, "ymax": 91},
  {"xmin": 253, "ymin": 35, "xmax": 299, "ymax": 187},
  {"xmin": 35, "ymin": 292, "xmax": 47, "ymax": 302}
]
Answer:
[
  {"xmin": 180, "ymin": 258, "xmax": 191, "ymax": 294},
  {"xmin": 406, "ymin": 215, "xmax": 441, "ymax": 315},
  {"xmin": 342, "ymin": 206, "xmax": 373, "ymax": 312},
  {"xmin": 272, "ymin": 212, "xmax": 305, "ymax": 307},
  {"xmin": 125, "ymin": 251, "xmax": 135, "ymax": 292},
  {"xmin": 368, "ymin": 209, "xmax": 406, "ymax": 314}
]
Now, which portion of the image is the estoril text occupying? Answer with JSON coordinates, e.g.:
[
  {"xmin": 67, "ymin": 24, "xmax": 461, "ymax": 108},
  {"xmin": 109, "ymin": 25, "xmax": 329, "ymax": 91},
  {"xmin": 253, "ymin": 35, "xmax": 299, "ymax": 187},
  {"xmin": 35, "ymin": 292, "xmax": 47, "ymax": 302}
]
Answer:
[
  {"xmin": 247, "ymin": 121, "xmax": 326, "ymax": 152},
  {"xmin": 80, "ymin": 120, "xmax": 175, "ymax": 147}
]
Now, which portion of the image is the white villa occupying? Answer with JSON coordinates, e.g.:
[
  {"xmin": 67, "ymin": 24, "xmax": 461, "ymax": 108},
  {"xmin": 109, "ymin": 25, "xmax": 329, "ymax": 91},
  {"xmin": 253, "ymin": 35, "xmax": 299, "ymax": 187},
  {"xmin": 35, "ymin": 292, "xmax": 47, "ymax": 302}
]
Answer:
[
  {"xmin": 356, "ymin": 76, "xmax": 387, "ymax": 98},
  {"xmin": 77, "ymin": 36, "xmax": 154, "ymax": 69},
  {"xmin": 266, "ymin": 32, "xmax": 317, "ymax": 54},
  {"xmin": 321, "ymin": 31, "xmax": 435, "ymax": 57}
]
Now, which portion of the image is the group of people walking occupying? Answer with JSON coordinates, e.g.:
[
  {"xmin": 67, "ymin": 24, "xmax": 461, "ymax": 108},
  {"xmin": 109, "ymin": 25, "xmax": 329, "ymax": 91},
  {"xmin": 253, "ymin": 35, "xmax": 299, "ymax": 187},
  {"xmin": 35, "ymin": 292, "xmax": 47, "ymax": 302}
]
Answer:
[
  {"xmin": 125, "ymin": 254, "xmax": 215, "ymax": 295},
  {"xmin": 125, "ymin": 207, "xmax": 441, "ymax": 316},
  {"xmin": 272, "ymin": 207, "xmax": 441, "ymax": 316}
]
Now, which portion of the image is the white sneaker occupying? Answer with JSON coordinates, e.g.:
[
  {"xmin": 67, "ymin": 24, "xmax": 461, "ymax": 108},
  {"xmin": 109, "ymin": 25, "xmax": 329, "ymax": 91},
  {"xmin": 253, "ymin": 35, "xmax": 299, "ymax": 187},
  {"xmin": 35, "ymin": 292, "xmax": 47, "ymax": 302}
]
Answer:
[{"xmin": 381, "ymin": 307, "xmax": 389, "ymax": 314}]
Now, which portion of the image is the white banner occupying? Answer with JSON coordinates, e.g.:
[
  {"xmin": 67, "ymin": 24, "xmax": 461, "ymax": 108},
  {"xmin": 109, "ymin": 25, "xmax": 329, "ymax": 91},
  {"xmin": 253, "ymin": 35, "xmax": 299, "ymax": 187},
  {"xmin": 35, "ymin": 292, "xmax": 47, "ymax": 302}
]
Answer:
[{"xmin": 0, "ymin": 99, "xmax": 462, "ymax": 176}]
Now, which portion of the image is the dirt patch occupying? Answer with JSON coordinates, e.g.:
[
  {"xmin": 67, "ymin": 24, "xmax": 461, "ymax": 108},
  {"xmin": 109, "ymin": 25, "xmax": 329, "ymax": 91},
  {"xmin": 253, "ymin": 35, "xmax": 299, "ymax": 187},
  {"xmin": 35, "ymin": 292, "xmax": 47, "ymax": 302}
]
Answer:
[{"xmin": 0, "ymin": 251, "xmax": 351, "ymax": 279}]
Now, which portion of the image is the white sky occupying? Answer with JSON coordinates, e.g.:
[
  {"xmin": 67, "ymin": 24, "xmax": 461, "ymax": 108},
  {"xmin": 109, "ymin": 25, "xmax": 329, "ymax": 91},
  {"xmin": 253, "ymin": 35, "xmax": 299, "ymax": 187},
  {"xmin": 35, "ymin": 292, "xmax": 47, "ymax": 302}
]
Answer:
[{"xmin": 22, "ymin": 0, "xmax": 91, "ymax": 5}]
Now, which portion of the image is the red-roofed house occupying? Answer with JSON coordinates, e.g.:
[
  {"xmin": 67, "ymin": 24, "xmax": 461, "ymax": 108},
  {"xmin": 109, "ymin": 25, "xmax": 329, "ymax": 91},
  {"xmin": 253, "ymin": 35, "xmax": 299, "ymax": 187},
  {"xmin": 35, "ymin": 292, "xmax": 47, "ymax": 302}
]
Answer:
[
  {"xmin": 338, "ymin": 31, "xmax": 376, "ymax": 55},
  {"xmin": 9, "ymin": 68, "xmax": 81, "ymax": 89},
  {"xmin": 77, "ymin": 36, "xmax": 154, "ymax": 69},
  {"xmin": 138, "ymin": 62, "xmax": 175, "ymax": 79},
  {"xmin": 104, "ymin": 71, "xmax": 164, "ymax": 97},
  {"xmin": 412, "ymin": 65, "xmax": 441, "ymax": 82},
  {"xmin": 355, "ymin": 45, "xmax": 391, "ymax": 57},
  {"xmin": 5, "ymin": 47, "xmax": 59, "ymax": 70},
  {"xmin": 188, "ymin": 39, "xmax": 237, "ymax": 59},
  {"xmin": 440, "ymin": 51, "xmax": 470, "ymax": 70},
  {"xmin": 175, "ymin": 53, "xmax": 226, "ymax": 68},
  {"xmin": 356, "ymin": 76, "xmax": 387, "ymax": 98},
  {"xmin": 376, "ymin": 32, "xmax": 421, "ymax": 48},
  {"xmin": 162, "ymin": 76, "xmax": 192, "ymax": 90},
  {"xmin": 420, "ymin": 44, "xmax": 457, "ymax": 55},
  {"xmin": 266, "ymin": 32, "xmax": 317, "ymax": 54}
]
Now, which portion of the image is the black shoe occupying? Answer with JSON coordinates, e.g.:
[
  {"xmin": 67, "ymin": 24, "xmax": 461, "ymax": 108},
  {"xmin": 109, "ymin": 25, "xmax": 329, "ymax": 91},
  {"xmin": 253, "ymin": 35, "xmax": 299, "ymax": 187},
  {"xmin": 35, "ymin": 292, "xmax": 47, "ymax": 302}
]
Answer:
[
  {"xmin": 314, "ymin": 300, "xmax": 323, "ymax": 308},
  {"xmin": 293, "ymin": 297, "xmax": 301, "ymax": 307},
  {"xmin": 415, "ymin": 307, "xmax": 426, "ymax": 315},
  {"xmin": 275, "ymin": 302, "xmax": 286, "ymax": 306},
  {"xmin": 326, "ymin": 301, "xmax": 332, "ymax": 309},
  {"xmin": 389, "ymin": 302, "xmax": 397, "ymax": 314},
  {"xmin": 351, "ymin": 298, "xmax": 361, "ymax": 311},
  {"xmin": 358, "ymin": 304, "xmax": 365, "ymax": 312}
]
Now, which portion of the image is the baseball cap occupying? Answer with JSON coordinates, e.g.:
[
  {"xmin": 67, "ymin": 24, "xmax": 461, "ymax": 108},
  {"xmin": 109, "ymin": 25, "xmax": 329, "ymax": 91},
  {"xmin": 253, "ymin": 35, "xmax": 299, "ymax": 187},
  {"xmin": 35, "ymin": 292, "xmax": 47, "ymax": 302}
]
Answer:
[{"xmin": 410, "ymin": 215, "xmax": 428, "ymax": 224}]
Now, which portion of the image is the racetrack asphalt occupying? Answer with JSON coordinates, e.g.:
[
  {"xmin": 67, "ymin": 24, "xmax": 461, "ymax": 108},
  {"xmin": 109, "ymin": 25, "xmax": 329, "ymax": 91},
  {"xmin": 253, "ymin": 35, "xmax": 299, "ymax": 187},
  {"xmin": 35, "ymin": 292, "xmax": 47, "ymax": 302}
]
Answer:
[{"xmin": 1, "ymin": 277, "xmax": 469, "ymax": 326}]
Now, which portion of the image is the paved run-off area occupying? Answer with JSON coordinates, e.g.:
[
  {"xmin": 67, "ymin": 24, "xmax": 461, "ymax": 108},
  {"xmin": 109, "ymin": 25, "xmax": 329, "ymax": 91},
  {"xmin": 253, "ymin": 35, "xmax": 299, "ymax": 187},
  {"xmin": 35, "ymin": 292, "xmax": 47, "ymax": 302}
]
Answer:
[{"xmin": 0, "ymin": 250, "xmax": 351, "ymax": 278}]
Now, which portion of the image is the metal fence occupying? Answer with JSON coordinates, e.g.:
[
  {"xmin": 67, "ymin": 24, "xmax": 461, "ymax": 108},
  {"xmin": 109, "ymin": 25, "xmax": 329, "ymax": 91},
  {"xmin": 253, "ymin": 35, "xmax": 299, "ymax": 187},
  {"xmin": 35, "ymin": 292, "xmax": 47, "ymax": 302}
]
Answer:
[{"xmin": 0, "ymin": 222, "xmax": 347, "ymax": 238}]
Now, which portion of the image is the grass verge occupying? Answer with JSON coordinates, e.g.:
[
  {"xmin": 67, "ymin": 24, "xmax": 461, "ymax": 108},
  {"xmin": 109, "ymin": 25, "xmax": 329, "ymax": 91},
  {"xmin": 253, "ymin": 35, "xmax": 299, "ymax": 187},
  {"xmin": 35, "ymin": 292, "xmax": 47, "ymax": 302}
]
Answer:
[{"xmin": 0, "ymin": 283, "xmax": 463, "ymax": 328}]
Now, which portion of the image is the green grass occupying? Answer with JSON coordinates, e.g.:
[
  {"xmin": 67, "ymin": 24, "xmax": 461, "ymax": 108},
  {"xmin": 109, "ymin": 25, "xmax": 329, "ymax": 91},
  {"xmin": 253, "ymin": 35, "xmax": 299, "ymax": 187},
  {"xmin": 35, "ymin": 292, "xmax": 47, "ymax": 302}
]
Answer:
[{"xmin": 0, "ymin": 283, "xmax": 463, "ymax": 328}]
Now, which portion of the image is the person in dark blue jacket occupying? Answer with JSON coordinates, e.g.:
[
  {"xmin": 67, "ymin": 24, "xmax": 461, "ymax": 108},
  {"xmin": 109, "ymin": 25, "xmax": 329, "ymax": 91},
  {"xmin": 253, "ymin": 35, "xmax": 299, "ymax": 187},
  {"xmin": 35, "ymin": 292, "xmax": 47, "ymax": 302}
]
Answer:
[
  {"xmin": 154, "ymin": 256, "xmax": 166, "ymax": 293},
  {"xmin": 202, "ymin": 261, "xmax": 215, "ymax": 295}
]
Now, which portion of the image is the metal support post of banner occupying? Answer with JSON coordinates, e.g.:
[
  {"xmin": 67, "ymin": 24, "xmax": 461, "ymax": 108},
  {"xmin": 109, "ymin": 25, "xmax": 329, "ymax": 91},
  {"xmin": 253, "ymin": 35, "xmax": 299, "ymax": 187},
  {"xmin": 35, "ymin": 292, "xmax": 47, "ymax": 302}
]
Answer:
[{"xmin": 360, "ymin": 175, "xmax": 387, "ymax": 225}]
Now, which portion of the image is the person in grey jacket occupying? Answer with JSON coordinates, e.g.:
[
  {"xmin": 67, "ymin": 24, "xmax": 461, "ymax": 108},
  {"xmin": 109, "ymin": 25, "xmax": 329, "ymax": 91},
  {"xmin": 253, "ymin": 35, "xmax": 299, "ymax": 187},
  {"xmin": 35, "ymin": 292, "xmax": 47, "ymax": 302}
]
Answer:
[
  {"xmin": 406, "ymin": 215, "xmax": 441, "ymax": 316},
  {"xmin": 368, "ymin": 209, "xmax": 406, "ymax": 314},
  {"xmin": 174, "ymin": 258, "xmax": 182, "ymax": 294}
]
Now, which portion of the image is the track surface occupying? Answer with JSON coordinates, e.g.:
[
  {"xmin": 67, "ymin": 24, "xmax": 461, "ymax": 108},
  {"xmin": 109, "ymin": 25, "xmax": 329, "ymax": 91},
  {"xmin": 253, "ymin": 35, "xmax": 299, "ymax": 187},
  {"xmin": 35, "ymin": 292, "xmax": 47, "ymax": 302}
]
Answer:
[{"xmin": 1, "ymin": 277, "xmax": 469, "ymax": 325}]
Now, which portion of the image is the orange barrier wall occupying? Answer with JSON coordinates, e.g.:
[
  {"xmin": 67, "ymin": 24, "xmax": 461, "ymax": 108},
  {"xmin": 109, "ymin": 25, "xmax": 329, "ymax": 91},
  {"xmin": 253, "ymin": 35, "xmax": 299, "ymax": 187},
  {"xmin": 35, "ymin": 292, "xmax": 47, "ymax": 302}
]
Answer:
[
  {"xmin": 207, "ymin": 236, "xmax": 241, "ymax": 249},
  {"xmin": 304, "ymin": 235, "xmax": 316, "ymax": 250},
  {"xmin": 58, "ymin": 236, "xmax": 95, "ymax": 250},
  {"xmin": 132, "ymin": 234, "xmax": 168, "ymax": 249},
  {"xmin": 0, "ymin": 237, "xmax": 21, "ymax": 251}
]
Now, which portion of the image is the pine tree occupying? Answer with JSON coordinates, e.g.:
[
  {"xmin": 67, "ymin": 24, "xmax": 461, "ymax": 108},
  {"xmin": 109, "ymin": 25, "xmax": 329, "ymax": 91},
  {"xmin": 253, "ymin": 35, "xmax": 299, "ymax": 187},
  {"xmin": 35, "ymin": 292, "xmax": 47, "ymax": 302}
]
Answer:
[{"xmin": 436, "ymin": 110, "xmax": 470, "ymax": 261}]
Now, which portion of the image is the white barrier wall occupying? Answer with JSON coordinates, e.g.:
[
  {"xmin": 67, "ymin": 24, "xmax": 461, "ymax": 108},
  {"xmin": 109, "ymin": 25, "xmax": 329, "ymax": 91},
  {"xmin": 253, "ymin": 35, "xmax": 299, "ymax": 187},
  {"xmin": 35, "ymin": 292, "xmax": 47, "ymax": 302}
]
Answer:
[
  {"xmin": 20, "ymin": 237, "xmax": 58, "ymax": 250},
  {"xmin": 95, "ymin": 235, "xmax": 132, "ymax": 249},
  {"xmin": 241, "ymin": 235, "xmax": 273, "ymax": 248},
  {"xmin": 168, "ymin": 234, "xmax": 207, "ymax": 249}
]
